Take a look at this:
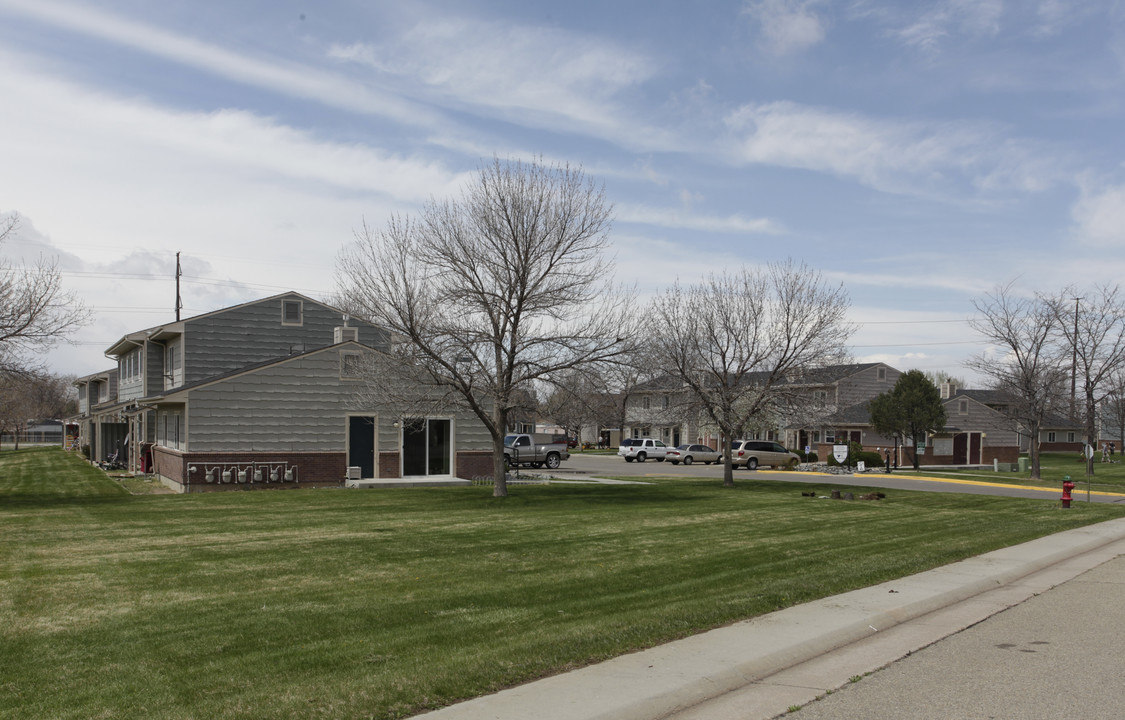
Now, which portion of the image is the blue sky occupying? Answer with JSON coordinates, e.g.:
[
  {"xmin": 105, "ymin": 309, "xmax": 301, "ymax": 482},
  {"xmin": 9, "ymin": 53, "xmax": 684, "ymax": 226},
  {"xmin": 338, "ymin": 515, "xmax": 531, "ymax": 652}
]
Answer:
[{"xmin": 2, "ymin": 0, "xmax": 1123, "ymax": 381}]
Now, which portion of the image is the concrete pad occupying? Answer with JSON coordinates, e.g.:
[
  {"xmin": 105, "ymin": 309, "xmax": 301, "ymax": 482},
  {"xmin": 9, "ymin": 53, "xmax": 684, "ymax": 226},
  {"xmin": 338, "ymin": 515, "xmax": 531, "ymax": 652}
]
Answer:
[{"xmin": 345, "ymin": 478, "xmax": 471, "ymax": 488}]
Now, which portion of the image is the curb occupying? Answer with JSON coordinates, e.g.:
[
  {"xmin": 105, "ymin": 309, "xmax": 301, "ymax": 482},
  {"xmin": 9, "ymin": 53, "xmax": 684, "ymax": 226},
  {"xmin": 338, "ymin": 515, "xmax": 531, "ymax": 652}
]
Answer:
[{"xmin": 412, "ymin": 517, "xmax": 1125, "ymax": 720}]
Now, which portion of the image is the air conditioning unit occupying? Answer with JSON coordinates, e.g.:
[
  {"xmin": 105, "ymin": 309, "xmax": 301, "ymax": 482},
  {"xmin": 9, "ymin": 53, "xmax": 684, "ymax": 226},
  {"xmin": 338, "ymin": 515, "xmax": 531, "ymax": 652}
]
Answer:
[{"xmin": 346, "ymin": 466, "xmax": 362, "ymax": 480}]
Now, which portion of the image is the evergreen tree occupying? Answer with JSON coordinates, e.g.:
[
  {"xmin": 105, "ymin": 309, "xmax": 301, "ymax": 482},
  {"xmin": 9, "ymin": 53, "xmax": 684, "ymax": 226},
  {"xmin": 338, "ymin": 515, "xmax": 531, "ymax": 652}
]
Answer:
[{"xmin": 869, "ymin": 370, "xmax": 947, "ymax": 470}]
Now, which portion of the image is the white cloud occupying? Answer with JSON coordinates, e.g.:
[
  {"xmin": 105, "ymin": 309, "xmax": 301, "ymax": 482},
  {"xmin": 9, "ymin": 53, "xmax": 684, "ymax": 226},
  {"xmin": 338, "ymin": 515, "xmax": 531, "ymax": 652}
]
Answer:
[
  {"xmin": 1071, "ymin": 181, "xmax": 1125, "ymax": 247},
  {"xmin": 326, "ymin": 18, "xmax": 671, "ymax": 149},
  {"xmin": 0, "ymin": 0, "xmax": 444, "ymax": 127},
  {"xmin": 616, "ymin": 204, "xmax": 783, "ymax": 235},
  {"xmin": 724, "ymin": 100, "xmax": 1058, "ymax": 197},
  {"xmin": 743, "ymin": 0, "xmax": 829, "ymax": 55},
  {"xmin": 0, "ymin": 50, "xmax": 465, "ymax": 205},
  {"xmin": 0, "ymin": 48, "xmax": 475, "ymax": 340},
  {"xmin": 894, "ymin": 0, "xmax": 1003, "ymax": 51}
]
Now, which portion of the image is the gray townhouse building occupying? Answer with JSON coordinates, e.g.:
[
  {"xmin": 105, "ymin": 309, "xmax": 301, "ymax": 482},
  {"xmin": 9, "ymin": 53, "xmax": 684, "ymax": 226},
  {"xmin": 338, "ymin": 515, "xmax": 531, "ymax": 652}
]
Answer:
[
  {"xmin": 621, "ymin": 362, "xmax": 902, "ymax": 454},
  {"xmin": 72, "ymin": 292, "xmax": 492, "ymax": 491}
]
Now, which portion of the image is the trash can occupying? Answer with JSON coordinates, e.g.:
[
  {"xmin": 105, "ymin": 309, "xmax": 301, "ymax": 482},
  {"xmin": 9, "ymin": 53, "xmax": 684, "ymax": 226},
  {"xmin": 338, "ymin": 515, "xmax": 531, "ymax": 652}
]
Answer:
[{"xmin": 1018, "ymin": 457, "xmax": 1030, "ymax": 473}]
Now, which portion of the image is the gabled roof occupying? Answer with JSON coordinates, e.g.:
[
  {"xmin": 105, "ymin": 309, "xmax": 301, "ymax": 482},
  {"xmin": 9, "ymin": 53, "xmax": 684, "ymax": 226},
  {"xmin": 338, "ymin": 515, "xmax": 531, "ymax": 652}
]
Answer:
[
  {"xmin": 104, "ymin": 291, "xmax": 339, "ymax": 356},
  {"xmin": 951, "ymin": 388, "xmax": 1016, "ymax": 404},
  {"xmin": 821, "ymin": 400, "xmax": 873, "ymax": 425},
  {"xmin": 73, "ymin": 368, "xmax": 116, "ymax": 385},
  {"xmin": 951, "ymin": 389, "xmax": 1078, "ymax": 429},
  {"xmin": 149, "ymin": 340, "xmax": 372, "ymax": 403},
  {"xmin": 633, "ymin": 363, "xmax": 895, "ymax": 394},
  {"xmin": 776, "ymin": 362, "xmax": 887, "ymax": 386}
]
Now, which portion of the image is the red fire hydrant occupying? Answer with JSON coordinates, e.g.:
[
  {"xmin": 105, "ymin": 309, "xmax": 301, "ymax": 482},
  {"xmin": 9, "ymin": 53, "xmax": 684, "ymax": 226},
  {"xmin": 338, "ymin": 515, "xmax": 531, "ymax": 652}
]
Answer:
[{"xmin": 1061, "ymin": 476, "xmax": 1075, "ymax": 509}]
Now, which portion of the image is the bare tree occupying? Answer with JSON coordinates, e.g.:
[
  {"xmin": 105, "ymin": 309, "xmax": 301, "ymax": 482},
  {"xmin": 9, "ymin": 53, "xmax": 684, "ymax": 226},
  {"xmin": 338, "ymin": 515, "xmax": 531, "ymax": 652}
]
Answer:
[
  {"xmin": 0, "ymin": 371, "xmax": 74, "ymax": 449},
  {"xmin": 0, "ymin": 214, "xmax": 89, "ymax": 375},
  {"xmin": 593, "ymin": 345, "xmax": 662, "ymax": 447},
  {"xmin": 648, "ymin": 261, "xmax": 854, "ymax": 486},
  {"xmin": 1101, "ymin": 370, "xmax": 1125, "ymax": 458},
  {"xmin": 965, "ymin": 283, "xmax": 1068, "ymax": 479},
  {"xmin": 336, "ymin": 158, "xmax": 633, "ymax": 496},
  {"xmin": 539, "ymin": 371, "xmax": 602, "ymax": 444},
  {"xmin": 1052, "ymin": 285, "xmax": 1125, "ymax": 479}
]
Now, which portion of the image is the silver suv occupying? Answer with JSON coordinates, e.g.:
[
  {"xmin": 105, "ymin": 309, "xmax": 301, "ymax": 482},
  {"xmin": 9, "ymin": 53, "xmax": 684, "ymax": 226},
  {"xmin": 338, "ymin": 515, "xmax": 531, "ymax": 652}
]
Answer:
[{"xmin": 730, "ymin": 440, "xmax": 800, "ymax": 470}]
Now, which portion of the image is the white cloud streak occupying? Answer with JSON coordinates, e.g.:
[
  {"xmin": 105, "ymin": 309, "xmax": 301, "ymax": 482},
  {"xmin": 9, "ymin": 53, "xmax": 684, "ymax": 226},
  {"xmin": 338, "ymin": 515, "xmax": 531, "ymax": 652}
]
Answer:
[
  {"xmin": 725, "ymin": 100, "xmax": 1059, "ymax": 197},
  {"xmin": 1071, "ymin": 181, "xmax": 1125, "ymax": 247},
  {"xmin": 616, "ymin": 205, "xmax": 783, "ymax": 235},
  {"xmin": 327, "ymin": 17, "xmax": 673, "ymax": 150},
  {"xmin": 743, "ymin": 0, "xmax": 830, "ymax": 55},
  {"xmin": 0, "ymin": 0, "xmax": 440, "ymax": 126},
  {"xmin": 894, "ymin": 0, "xmax": 1003, "ymax": 51}
]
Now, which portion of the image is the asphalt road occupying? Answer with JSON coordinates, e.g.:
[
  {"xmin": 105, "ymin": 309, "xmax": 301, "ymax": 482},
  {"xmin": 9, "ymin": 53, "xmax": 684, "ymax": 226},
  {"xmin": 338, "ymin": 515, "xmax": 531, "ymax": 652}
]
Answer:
[{"xmin": 559, "ymin": 452, "xmax": 1125, "ymax": 505}]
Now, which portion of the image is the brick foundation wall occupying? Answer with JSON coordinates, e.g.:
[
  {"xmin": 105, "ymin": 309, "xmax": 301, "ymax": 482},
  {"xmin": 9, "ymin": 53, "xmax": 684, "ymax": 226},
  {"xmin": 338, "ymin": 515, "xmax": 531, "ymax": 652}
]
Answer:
[
  {"xmin": 456, "ymin": 450, "xmax": 493, "ymax": 480},
  {"xmin": 378, "ymin": 451, "xmax": 400, "ymax": 478},
  {"xmin": 154, "ymin": 449, "xmax": 346, "ymax": 492},
  {"xmin": 155, "ymin": 447, "xmax": 493, "ymax": 491},
  {"xmin": 1040, "ymin": 442, "xmax": 1083, "ymax": 453},
  {"xmin": 152, "ymin": 446, "xmax": 187, "ymax": 485}
]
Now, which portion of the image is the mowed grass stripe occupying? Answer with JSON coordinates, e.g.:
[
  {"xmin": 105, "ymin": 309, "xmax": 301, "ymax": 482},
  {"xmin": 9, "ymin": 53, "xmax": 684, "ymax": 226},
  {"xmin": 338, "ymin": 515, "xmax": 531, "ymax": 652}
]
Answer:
[{"xmin": 2, "ymin": 447, "xmax": 1121, "ymax": 719}]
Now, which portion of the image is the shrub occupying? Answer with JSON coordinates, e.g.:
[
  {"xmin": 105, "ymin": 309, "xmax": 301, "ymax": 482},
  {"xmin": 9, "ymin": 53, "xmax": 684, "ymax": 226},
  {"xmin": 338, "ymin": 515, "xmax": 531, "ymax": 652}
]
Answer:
[{"xmin": 795, "ymin": 449, "xmax": 818, "ymax": 462}]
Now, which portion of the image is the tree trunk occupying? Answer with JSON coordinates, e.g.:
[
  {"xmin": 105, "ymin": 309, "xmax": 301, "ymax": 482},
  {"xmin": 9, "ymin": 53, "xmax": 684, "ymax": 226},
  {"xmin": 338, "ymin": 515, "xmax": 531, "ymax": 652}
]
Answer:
[
  {"xmin": 1085, "ymin": 391, "xmax": 1097, "ymax": 480},
  {"xmin": 492, "ymin": 406, "xmax": 508, "ymax": 498},
  {"xmin": 721, "ymin": 428, "xmax": 734, "ymax": 487},
  {"xmin": 1029, "ymin": 433, "xmax": 1041, "ymax": 480}
]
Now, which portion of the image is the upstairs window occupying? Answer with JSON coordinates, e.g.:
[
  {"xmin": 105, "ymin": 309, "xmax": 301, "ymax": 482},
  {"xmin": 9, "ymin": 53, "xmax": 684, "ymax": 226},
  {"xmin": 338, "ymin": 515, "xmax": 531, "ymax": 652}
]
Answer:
[
  {"xmin": 340, "ymin": 352, "xmax": 362, "ymax": 378},
  {"xmin": 877, "ymin": 367, "xmax": 887, "ymax": 381},
  {"xmin": 282, "ymin": 299, "xmax": 303, "ymax": 326},
  {"xmin": 119, "ymin": 349, "xmax": 143, "ymax": 381},
  {"xmin": 959, "ymin": 400, "xmax": 968, "ymax": 414}
]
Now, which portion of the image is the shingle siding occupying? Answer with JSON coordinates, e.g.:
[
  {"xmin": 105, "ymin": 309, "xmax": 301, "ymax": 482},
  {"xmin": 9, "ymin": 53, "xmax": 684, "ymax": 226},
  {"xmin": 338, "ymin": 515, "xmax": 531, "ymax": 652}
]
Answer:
[{"xmin": 181, "ymin": 295, "xmax": 387, "ymax": 386}]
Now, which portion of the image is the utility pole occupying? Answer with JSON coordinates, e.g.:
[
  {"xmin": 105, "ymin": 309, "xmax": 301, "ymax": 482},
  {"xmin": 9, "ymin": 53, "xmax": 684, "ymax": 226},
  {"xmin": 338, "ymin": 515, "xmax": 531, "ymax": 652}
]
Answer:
[
  {"xmin": 175, "ymin": 251, "xmax": 183, "ymax": 321},
  {"xmin": 1071, "ymin": 296, "xmax": 1080, "ymax": 422}
]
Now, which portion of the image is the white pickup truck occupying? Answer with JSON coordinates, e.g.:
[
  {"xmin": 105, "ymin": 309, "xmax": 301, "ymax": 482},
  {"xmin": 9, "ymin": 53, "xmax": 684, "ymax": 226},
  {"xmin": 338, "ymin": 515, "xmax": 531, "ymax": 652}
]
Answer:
[{"xmin": 618, "ymin": 438, "xmax": 669, "ymax": 462}]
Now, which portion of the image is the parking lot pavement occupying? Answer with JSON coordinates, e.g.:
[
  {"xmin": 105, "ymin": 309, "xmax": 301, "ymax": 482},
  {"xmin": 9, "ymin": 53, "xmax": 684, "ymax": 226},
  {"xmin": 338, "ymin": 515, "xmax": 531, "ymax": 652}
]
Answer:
[{"xmin": 560, "ymin": 453, "xmax": 1125, "ymax": 504}]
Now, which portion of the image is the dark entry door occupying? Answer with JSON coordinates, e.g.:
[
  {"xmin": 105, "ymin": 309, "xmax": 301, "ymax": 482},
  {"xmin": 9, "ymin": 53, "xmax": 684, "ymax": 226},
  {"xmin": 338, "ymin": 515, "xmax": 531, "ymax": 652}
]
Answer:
[
  {"xmin": 348, "ymin": 416, "xmax": 376, "ymax": 478},
  {"xmin": 953, "ymin": 433, "xmax": 968, "ymax": 464},
  {"xmin": 402, "ymin": 419, "xmax": 427, "ymax": 476}
]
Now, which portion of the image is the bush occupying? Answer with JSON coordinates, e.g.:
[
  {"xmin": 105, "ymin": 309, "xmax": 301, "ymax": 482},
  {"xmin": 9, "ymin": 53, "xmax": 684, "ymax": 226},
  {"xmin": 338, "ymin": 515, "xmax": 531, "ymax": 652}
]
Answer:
[{"xmin": 795, "ymin": 449, "xmax": 818, "ymax": 463}]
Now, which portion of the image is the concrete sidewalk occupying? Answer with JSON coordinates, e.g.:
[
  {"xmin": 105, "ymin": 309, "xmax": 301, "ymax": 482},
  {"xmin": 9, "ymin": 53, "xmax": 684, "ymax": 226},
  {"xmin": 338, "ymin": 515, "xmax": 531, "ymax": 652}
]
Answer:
[
  {"xmin": 785, "ymin": 547, "xmax": 1125, "ymax": 719},
  {"xmin": 411, "ymin": 517, "xmax": 1125, "ymax": 720}
]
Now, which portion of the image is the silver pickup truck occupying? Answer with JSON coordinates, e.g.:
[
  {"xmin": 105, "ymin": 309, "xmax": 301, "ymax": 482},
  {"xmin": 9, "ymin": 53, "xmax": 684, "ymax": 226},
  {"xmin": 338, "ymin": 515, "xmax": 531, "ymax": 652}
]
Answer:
[{"xmin": 503, "ymin": 433, "xmax": 570, "ymax": 469}]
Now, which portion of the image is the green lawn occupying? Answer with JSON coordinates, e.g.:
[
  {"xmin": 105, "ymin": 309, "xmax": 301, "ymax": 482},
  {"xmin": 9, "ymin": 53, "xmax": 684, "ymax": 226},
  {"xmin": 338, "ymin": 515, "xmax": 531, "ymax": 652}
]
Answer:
[
  {"xmin": 4, "ymin": 447, "xmax": 1123, "ymax": 720},
  {"xmin": 894, "ymin": 451, "xmax": 1125, "ymax": 493}
]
